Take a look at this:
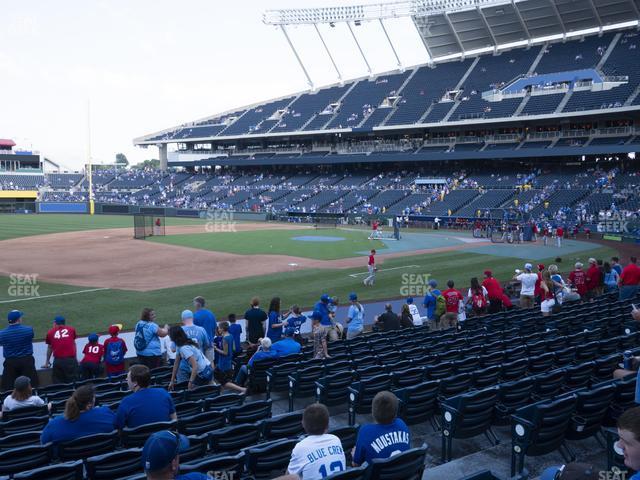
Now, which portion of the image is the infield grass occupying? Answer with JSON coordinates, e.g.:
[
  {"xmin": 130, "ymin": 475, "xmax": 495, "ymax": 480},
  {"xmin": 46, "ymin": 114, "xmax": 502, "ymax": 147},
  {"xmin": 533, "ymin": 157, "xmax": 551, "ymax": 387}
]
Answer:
[{"xmin": 148, "ymin": 228, "xmax": 387, "ymax": 260}]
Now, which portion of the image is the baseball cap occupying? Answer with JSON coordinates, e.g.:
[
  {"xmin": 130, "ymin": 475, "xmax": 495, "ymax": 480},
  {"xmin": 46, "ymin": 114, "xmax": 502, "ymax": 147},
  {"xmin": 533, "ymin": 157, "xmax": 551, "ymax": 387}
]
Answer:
[
  {"xmin": 108, "ymin": 325, "xmax": 120, "ymax": 336},
  {"xmin": 141, "ymin": 430, "xmax": 190, "ymax": 472},
  {"xmin": 349, "ymin": 292, "xmax": 358, "ymax": 301},
  {"xmin": 524, "ymin": 263, "xmax": 533, "ymax": 271},
  {"xmin": 181, "ymin": 310, "xmax": 193, "ymax": 321},
  {"xmin": 88, "ymin": 333, "xmax": 99, "ymax": 343},
  {"xmin": 538, "ymin": 264, "xmax": 545, "ymax": 271},
  {"xmin": 483, "ymin": 270, "xmax": 492, "ymax": 277},
  {"xmin": 13, "ymin": 376, "xmax": 30, "ymax": 390},
  {"xmin": 311, "ymin": 311, "xmax": 323, "ymax": 321},
  {"xmin": 588, "ymin": 258, "xmax": 596, "ymax": 264},
  {"xmin": 54, "ymin": 316, "xmax": 65, "ymax": 325},
  {"xmin": 320, "ymin": 294, "xmax": 330, "ymax": 302},
  {"xmin": 407, "ymin": 297, "xmax": 414, "ymax": 304},
  {"xmin": 428, "ymin": 279, "xmax": 438, "ymax": 288},
  {"xmin": 7, "ymin": 310, "xmax": 23, "ymax": 324}
]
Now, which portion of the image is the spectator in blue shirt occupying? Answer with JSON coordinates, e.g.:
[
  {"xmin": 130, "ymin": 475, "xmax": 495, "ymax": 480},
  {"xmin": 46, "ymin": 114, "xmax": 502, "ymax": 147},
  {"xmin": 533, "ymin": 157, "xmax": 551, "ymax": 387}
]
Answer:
[
  {"xmin": 135, "ymin": 308, "xmax": 169, "ymax": 370},
  {"xmin": 212, "ymin": 321, "xmax": 245, "ymax": 394},
  {"xmin": 227, "ymin": 314, "xmax": 242, "ymax": 357},
  {"xmin": 346, "ymin": 293, "xmax": 364, "ymax": 340},
  {"xmin": 353, "ymin": 391, "xmax": 411, "ymax": 466},
  {"xmin": 283, "ymin": 305, "xmax": 307, "ymax": 336},
  {"xmin": 116, "ymin": 365, "xmax": 177, "ymax": 429},
  {"xmin": 235, "ymin": 337, "xmax": 276, "ymax": 387},
  {"xmin": 272, "ymin": 328, "xmax": 302, "ymax": 357},
  {"xmin": 175, "ymin": 310, "xmax": 210, "ymax": 383},
  {"xmin": 0, "ymin": 310, "xmax": 38, "ymax": 390},
  {"xmin": 41, "ymin": 384, "xmax": 116, "ymax": 445},
  {"xmin": 314, "ymin": 294, "xmax": 333, "ymax": 327},
  {"xmin": 422, "ymin": 280, "xmax": 441, "ymax": 320},
  {"xmin": 267, "ymin": 297, "xmax": 285, "ymax": 343},
  {"xmin": 193, "ymin": 296, "xmax": 216, "ymax": 362},
  {"xmin": 142, "ymin": 430, "xmax": 209, "ymax": 480}
]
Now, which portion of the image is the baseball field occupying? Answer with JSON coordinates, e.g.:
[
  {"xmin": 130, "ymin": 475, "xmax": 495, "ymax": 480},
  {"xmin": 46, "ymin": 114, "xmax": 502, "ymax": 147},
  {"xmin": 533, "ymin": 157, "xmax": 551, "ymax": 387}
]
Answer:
[{"xmin": 0, "ymin": 213, "xmax": 620, "ymax": 338}]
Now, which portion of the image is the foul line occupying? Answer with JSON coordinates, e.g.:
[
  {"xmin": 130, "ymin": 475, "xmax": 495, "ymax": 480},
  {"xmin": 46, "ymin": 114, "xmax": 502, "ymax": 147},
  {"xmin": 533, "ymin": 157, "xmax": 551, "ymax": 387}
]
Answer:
[
  {"xmin": 0, "ymin": 288, "xmax": 110, "ymax": 304},
  {"xmin": 348, "ymin": 265, "xmax": 420, "ymax": 278}
]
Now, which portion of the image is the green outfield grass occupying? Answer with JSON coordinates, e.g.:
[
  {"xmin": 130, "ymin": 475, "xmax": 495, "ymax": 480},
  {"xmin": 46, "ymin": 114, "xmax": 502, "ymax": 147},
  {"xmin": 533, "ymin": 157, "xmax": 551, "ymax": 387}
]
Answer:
[
  {"xmin": 148, "ymin": 228, "xmax": 387, "ymax": 260},
  {"xmin": 0, "ymin": 244, "xmax": 617, "ymax": 339},
  {"xmin": 0, "ymin": 213, "xmax": 206, "ymax": 241}
]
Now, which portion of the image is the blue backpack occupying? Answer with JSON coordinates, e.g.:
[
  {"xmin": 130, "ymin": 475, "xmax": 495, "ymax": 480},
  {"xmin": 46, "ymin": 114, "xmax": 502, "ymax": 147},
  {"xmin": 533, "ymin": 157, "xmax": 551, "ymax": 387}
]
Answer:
[
  {"xmin": 105, "ymin": 339, "xmax": 125, "ymax": 365},
  {"xmin": 134, "ymin": 323, "xmax": 149, "ymax": 352}
]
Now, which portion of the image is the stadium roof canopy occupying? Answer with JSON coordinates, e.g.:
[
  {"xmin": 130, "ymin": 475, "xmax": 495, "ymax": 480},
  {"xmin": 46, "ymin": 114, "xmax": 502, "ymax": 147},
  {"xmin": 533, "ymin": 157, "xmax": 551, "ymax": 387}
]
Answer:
[
  {"xmin": 0, "ymin": 139, "xmax": 16, "ymax": 147},
  {"xmin": 264, "ymin": 0, "xmax": 640, "ymax": 59}
]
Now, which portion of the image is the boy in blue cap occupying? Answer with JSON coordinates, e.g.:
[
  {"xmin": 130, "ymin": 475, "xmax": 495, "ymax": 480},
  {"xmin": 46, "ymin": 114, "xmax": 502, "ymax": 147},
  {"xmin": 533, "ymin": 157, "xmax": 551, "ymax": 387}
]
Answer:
[{"xmin": 141, "ymin": 430, "xmax": 208, "ymax": 479}]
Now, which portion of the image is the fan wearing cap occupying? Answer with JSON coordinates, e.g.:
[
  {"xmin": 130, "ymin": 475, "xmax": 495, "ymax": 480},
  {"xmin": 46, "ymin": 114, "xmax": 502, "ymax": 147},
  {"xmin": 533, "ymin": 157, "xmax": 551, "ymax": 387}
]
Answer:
[
  {"xmin": 272, "ymin": 327, "xmax": 302, "ymax": 357},
  {"xmin": 0, "ymin": 310, "xmax": 38, "ymax": 391},
  {"xmin": 80, "ymin": 333, "xmax": 104, "ymax": 380},
  {"xmin": 44, "ymin": 315, "xmax": 78, "ymax": 384},
  {"xmin": 313, "ymin": 294, "xmax": 333, "ymax": 328},
  {"xmin": 513, "ymin": 263, "xmax": 538, "ymax": 309},
  {"xmin": 346, "ymin": 293, "xmax": 365, "ymax": 340},
  {"xmin": 141, "ymin": 430, "xmax": 208, "ymax": 480},
  {"xmin": 104, "ymin": 324, "xmax": 127, "ymax": 379}
]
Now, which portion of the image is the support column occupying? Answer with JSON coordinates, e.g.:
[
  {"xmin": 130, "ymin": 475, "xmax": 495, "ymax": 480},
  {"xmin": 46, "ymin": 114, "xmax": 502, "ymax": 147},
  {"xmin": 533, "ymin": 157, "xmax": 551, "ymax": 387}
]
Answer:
[
  {"xmin": 347, "ymin": 22, "xmax": 372, "ymax": 75},
  {"xmin": 379, "ymin": 19, "xmax": 402, "ymax": 70},
  {"xmin": 158, "ymin": 144, "xmax": 168, "ymax": 171},
  {"xmin": 280, "ymin": 25, "xmax": 314, "ymax": 89},
  {"xmin": 314, "ymin": 24, "xmax": 342, "ymax": 82}
]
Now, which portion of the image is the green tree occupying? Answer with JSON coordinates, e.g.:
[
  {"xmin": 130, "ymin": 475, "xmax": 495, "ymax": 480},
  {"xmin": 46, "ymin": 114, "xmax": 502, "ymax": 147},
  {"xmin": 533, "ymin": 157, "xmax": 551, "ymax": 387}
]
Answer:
[
  {"xmin": 133, "ymin": 159, "xmax": 160, "ymax": 169},
  {"xmin": 115, "ymin": 153, "xmax": 129, "ymax": 166}
]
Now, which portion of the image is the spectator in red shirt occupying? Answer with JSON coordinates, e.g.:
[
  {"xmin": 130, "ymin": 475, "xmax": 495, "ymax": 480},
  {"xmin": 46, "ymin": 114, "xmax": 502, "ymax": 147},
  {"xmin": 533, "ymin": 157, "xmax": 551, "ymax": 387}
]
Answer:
[
  {"xmin": 569, "ymin": 262, "xmax": 588, "ymax": 298},
  {"xmin": 482, "ymin": 270, "xmax": 504, "ymax": 313},
  {"xmin": 44, "ymin": 316, "xmax": 78, "ymax": 384},
  {"xmin": 80, "ymin": 333, "xmax": 104, "ymax": 380},
  {"xmin": 441, "ymin": 280, "xmax": 463, "ymax": 329},
  {"xmin": 619, "ymin": 256, "xmax": 640, "ymax": 300},
  {"xmin": 104, "ymin": 325, "xmax": 127, "ymax": 380},
  {"xmin": 534, "ymin": 264, "xmax": 544, "ymax": 303},
  {"xmin": 585, "ymin": 258, "xmax": 601, "ymax": 301}
]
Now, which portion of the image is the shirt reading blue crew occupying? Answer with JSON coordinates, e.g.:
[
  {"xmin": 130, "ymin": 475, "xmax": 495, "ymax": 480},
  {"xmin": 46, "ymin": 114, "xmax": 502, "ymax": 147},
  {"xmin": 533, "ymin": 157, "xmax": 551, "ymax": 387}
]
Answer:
[
  {"xmin": 135, "ymin": 320, "xmax": 161, "ymax": 356},
  {"xmin": 0, "ymin": 323, "xmax": 34, "ymax": 358},
  {"xmin": 115, "ymin": 387, "xmax": 176, "ymax": 429},
  {"xmin": 271, "ymin": 337, "xmax": 302, "ymax": 357},
  {"xmin": 353, "ymin": 417, "xmax": 411, "ymax": 465},
  {"xmin": 193, "ymin": 308, "xmax": 216, "ymax": 344},
  {"xmin": 267, "ymin": 311, "xmax": 283, "ymax": 342},
  {"xmin": 228, "ymin": 322, "xmax": 242, "ymax": 353},
  {"xmin": 41, "ymin": 406, "xmax": 115, "ymax": 444}
]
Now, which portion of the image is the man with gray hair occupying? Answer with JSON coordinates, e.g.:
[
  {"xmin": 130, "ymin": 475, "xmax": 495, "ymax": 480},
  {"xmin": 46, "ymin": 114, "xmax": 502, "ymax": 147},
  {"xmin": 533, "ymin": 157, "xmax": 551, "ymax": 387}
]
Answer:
[{"xmin": 176, "ymin": 310, "xmax": 210, "ymax": 382}]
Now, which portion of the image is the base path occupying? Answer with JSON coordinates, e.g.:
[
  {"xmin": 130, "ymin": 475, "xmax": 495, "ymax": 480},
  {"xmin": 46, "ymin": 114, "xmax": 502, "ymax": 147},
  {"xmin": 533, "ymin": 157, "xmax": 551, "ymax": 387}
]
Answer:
[{"xmin": 0, "ymin": 224, "xmax": 488, "ymax": 291}]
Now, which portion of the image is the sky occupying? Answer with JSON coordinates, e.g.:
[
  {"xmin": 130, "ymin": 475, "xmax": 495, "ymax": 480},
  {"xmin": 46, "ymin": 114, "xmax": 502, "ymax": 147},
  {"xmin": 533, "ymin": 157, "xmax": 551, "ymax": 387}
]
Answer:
[{"xmin": 0, "ymin": 0, "xmax": 428, "ymax": 171}]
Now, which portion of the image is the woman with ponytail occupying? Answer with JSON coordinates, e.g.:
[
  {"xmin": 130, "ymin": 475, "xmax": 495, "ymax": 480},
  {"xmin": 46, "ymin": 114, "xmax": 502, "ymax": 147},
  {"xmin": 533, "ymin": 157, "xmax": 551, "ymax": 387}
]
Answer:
[{"xmin": 40, "ymin": 384, "xmax": 115, "ymax": 444}]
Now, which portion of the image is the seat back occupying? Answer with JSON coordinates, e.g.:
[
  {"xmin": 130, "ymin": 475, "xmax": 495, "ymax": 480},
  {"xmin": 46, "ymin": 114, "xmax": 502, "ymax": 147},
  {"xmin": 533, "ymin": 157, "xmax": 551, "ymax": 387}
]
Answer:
[
  {"xmin": 174, "ymin": 400, "xmax": 204, "ymax": 418},
  {"xmin": 391, "ymin": 367, "xmax": 424, "ymax": 388},
  {"xmin": 261, "ymin": 412, "xmax": 304, "ymax": 441},
  {"xmin": 0, "ymin": 430, "xmax": 41, "ymax": 451},
  {"xmin": 227, "ymin": 399, "xmax": 272, "ymax": 424},
  {"xmin": 267, "ymin": 362, "xmax": 299, "ymax": 393},
  {"xmin": 248, "ymin": 357, "xmax": 278, "ymax": 393},
  {"xmin": 13, "ymin": 459, "xmax": 83, "ymax": 480},
  {"xmin": 57, "ymin": 431, "xmax": 118, "ymax": 461},
  {"xmin": 317, "ymin": 371, "xmax": 353, "ymax": 406},
  {"xmin": 122, "ymin": 420, "xmax": 177, "ymax": 448},
  {"xmin": 439, "ymin": 372, "xmax": 473, "ymax": 398},
  {"xmin": 245, "ymin": 438, "xmax": 298, "ymax": 480},
  {"xmin": 396, "ymin": 380, "xmax": 439, "ymax": 425},
  {"xmin": 179, "ymin": 452, "xmax": 245, "ymax": 477},
  {"xmin": 533, "ymin": 370, "xmax": 565, "ymax": 400},
  {"xmin": 291, "ymin": 366, "xmax": 324, "ymax": 396},
  {"xmin": 425, "ymin": 362, "xmax": 453, "ymax": 380},
  {"xmin": 204, "ymin": 393, "xmax": 245, "ymax": 410},
  {"xmin": 324, "ymin": 464, "xmax": 369, "ymax": 479},
  {"xmin": 85, "ymin": 448, "xmax": 143, "ymax": 480},
  {"xmin": 500, "ymin": 359, "xmax": 528, "ymax": 381},
  {"xmin": 369, "ymin": 447, "xmax": 427, "ymax": 480},
  {"xmin": 208, "ymin": 422, "xmax": 261, "ymax": 453},
  {"xmin": 178, "ymin": 410, "xmax": 226, "ymax": 436},
  {"xmin": 1, "ymin": 405, "xmax": 49, "ymax": 421},
  {"xmin": 527, "ymin": 352, "xmax": 555, "ymax": 374},
  {"xmin": 329, "ymin": 425, "xmax": 360, "ymax": 465},
  {"xmin": 567, "ymin": 384, "xmax": 616, "ymax": 440},
  {"xmin": 446, "ymin": 388, "xmax": 498, "ymax": 438},
  {"xmin": 564, "ymin": 362, "xmax": 595, "ymax": 391},
  {"xmin": 0, "ymin": 415, "xmax": 49, "ymax": 436},
  {"xmin": 184, "ymin": 384, "xmax": 221, "ymax": 402},
  {"xmin": 354, "ymin": 374, "xmax": 393, "ymax": 411},
  {"xmin": 523, "ymin": 395, "xmax": 577, "ymax": 456},
  {"xmin": 472, "ymin": 366, "xmax": 501, "ymax": 389},
  {"xmin": 178, "ymin": 434, "xmax": 209, "ymax": 463},
  {"xmin": 0, "ymin": 444, "xmax": 52, "ymax": 475}
]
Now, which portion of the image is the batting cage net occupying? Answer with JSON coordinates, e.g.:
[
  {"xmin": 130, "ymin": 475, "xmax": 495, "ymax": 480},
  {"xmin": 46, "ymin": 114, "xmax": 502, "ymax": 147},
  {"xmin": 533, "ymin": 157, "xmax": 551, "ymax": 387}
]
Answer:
[{"xmin": 133, "ymin": 214, "xmax": 165, "ymax": 239}]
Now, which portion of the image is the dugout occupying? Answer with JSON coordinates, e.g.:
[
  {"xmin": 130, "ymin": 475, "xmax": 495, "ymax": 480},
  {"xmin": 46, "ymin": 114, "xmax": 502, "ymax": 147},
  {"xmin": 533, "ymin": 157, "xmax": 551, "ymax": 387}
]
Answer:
[
  {"xmin": 0, "ymin": 191, "xmax": 37, "ymax": 213},
  {"xmin": 133, "ymin": 214, "xmax": 166, "ymax": 239}
]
